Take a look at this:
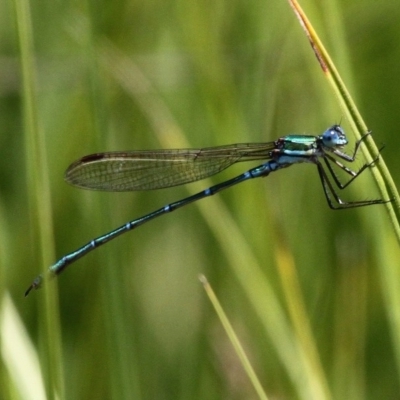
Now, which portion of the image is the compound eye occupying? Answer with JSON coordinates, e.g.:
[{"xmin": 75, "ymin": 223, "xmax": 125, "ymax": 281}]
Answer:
[{"xmin": 322, "ymin": 125, "xmax": 348, "ymax": 147}]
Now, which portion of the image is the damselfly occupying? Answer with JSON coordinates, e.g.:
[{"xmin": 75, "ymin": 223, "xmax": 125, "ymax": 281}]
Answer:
[{"xmin": 25, "ymin": 125, "xmax": 388, "ymax": 295}]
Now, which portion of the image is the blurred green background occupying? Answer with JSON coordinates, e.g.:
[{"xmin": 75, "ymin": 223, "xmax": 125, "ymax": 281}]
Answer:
[{"xmin": 1, "ymin": 0, "xmax": 400, "ymax": 399}]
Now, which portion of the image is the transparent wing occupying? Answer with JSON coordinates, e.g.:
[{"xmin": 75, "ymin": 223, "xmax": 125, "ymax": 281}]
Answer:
[{"xmin": 65, "ymin": 142, "xmax": 275, "ymax": 191}]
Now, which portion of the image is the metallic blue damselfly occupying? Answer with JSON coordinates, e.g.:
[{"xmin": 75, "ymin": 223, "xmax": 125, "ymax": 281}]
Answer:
[{"xmin": 25, "ymin": 125, "xmax": 388, "ymax": 295}]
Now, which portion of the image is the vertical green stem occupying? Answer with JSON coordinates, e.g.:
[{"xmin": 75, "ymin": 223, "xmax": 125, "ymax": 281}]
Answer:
[{"xmin": 13, "ymin": 0, "xmax": 64, "ymax": 397}]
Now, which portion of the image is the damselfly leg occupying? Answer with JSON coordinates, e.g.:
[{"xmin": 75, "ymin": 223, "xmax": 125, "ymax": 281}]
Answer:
[{"xmin": 316, "ymin": 134, "xmax": 388, "ymax": 209}]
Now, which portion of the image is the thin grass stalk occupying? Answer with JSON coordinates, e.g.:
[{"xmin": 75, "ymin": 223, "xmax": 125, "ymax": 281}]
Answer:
[
  {"xmin": 288, "ymin": 0, "xmax": 400, "ymax": 388},
  {"xmin": 80, "ymin": 2, "xmax": 140, "ymax": 398},
  {"xmin": 288, "ymin": 0, "xmax": 399, "ymax": 239},
  {"xmin": 12, "ymin": 0, "xmax": 64, "ymax": 397},
  {"xmin": 200, "ymin": 275, "xmax": 269, "ymax": 400},
  {"xmin": 274, "ymin": 232, "xmax": 332, "ymax": 400}
]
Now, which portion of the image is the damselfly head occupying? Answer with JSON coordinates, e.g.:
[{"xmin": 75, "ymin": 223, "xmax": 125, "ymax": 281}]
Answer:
[{"xmin": 321, "ymin": 125, "xmax": 348, "ymax": 148}]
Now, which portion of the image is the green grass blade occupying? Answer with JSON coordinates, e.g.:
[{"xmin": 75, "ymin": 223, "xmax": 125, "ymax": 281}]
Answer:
[
  {"xmin": 12, "ymin": 0, "xmax": 63, "ymax": 397},
  {"xmin": 288, "ymin": 0, "xmax": 400, "ymax": 388},
  {"xmin": 200, "ymin": 275, "xmax": 269, "ymax": 400},
  {"xmin": 288, "ymin": 0, "xmax": 399, "ymax": 239}
]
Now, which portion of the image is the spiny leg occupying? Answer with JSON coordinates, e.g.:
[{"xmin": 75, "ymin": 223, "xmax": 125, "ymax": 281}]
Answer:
[
  {"xmin": 323, "ymin": 147, "xmax": 383, "ymax": 190},
  {"xmin": 315, "ymin": 161, "xmax": 388, "ymax": 210}
]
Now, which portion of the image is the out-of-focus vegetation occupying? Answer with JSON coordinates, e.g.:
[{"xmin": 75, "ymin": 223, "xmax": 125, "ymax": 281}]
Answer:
[{"xmin": 1, "ymin": 0, "xmax": 400, "ymax": 399}]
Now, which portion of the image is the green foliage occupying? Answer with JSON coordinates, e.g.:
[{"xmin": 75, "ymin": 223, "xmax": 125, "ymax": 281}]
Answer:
[{"xmin": 2, "ymin": 0, "xmax": 400, "ymax": 399}]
